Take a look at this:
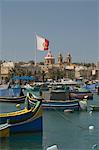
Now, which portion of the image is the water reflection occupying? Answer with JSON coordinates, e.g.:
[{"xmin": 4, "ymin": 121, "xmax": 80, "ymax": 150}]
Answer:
[{"xmin": 0, "ymin": 132, "xmax": 43, "ymax": 150}]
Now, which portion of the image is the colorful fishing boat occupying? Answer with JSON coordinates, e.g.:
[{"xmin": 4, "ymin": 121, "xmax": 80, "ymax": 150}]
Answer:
[
  {"xmin": 0, "ymin": 88, "xmax": 26, "ymax": 103},
  {"xmin": 0, "ymin": 96, "xmax": 26, "ymax": 103},
  {"xmin": 0, "ymin": 95, "xmax": 42, "ymax": 137},
  {"xmin": 28, "ymin": 92, "xmax": 87, "ymax": 111},
  {"xmin": 70, "ymin": 88, "xmax": 93, "ymax": 99},
  {"xmin": 42, "ymin": 100, "xmax": 80, "ymax": 110}
]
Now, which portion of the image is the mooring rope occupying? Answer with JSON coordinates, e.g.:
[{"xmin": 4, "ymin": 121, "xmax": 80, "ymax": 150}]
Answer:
[{"xmin": 52, "ymin": 108, "xmax": 88, "ymax": 130}]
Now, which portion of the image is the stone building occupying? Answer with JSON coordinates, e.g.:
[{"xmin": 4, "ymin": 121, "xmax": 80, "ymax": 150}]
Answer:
[
  {"xmin": 96, "ymin": 62, "xmax": 99, "ymax": 80},
  {"xmin": 44, "ymin": 50, "xmax": 55, "ymax": 65},
  {"xmin": 64, "ymin": 53, "xmax": 72, "ymax": 65},
  {"xmin": 1, "ymin": 61, "xmax": 15, "ymax": 78},
  {"xmin": 0, "ymin": 61, "xmax": 15, "ymax": 83},
  {"xmin": 58, "ymin": 53, "xmax": 63, "ymax": 65},
  {"xmin": 64, "ymin": 65, "xmax": 75, "ymax": 79}
]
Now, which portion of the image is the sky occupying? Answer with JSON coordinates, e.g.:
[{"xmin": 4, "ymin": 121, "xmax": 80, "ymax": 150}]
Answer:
[{"xmin": 0, "ymin": 0, "xmax": 99, "ymax": 63}]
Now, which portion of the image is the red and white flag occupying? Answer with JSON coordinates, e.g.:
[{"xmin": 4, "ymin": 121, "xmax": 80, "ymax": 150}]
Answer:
[{"xmin": 36, "ymin": 35, "xmax": 49, "ymax": 51}]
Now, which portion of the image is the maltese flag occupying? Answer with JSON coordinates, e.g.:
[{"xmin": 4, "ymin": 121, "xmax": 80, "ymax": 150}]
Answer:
[{"xmin": 36, "ymin": 35, "xmax": 49, "ymax": 51}]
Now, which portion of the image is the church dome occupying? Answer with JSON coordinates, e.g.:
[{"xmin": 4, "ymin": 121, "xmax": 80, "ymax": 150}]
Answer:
[
  {"xmin": 45, "ymin": 50, "xmax": 54, "ymax": 59},
  {"xmin": 44, "ymin": 50, "xmax": 55, "ymax": 65}
]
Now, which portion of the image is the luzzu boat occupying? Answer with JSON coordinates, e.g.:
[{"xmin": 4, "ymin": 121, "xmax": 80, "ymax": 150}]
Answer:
[
  {"xmin": 0, "ymin": 88, "xmax": 26, "ymax": 103},
  {"xmin": 0, "ymin": 94, "xmax": 42, "ymax": 137},
  {"xmin": 0, "ymin": 96, "xmax": 26, "ymax": 103},
  {"xmin": 41, "ymin": 99, "xmax": 80, "ymax": 110},
  {"xmin": 70, "ymin": 87, "xmax": 93, "ymax": 100},
  {"xmin": 28, "ymin": 92, "xmax": 87, "ymax": 111}
]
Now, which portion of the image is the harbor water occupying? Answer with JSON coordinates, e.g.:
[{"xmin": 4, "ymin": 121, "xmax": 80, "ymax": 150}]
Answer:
[{"xmin": 0, "ymin": 95, "xmax": 99, "ymax": 150}]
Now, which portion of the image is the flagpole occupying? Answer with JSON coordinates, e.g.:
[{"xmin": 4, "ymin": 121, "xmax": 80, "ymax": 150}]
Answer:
[{"xmin": 35, "ymin": 33, "xmax": 37, "ymax": 66}]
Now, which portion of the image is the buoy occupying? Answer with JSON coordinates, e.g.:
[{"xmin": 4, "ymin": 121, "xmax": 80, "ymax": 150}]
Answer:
[
  {"xmin": 16, "ymin": 104, "xmax": 20, "ymax": 108},
  {"xmin": 89, "ymin": 125, "xmax": 94, "ymax": 130},
  {"xmin": 46, "ymin": 145, "xmax": 58, "ymax": 150},
  {"xmin": 64, "ymin": 109, "xmax": 73, "ymax": 113}
]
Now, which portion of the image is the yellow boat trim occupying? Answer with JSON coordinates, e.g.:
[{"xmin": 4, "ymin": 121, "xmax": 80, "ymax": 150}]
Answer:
[
  {"xmin": 0, "ymin": 108, "xmax": 31, "ymax": 117},
  {"xmin": 0, "ymin": 101, "xmax": 41, "ymax": 118}
]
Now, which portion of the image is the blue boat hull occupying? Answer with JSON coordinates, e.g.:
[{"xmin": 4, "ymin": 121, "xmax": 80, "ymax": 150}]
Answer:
[
  {"xmin": 10, "ymin": 116, "xmax": 42, "ymax": 133},
  {"xmin": 42, "ymin": 101, "xmax": 80, "ymax": 110}
]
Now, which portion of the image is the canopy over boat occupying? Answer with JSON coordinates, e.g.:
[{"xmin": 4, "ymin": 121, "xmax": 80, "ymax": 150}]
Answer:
[{"xmin": 12, "ymin": 76, "xmax": 36, "ymax": 81}]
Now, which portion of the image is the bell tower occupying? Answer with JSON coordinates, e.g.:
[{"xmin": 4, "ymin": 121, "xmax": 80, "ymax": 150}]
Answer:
[
  {"xmin": 58, "ymin": 53, "xmax": 63, "ymax": 65},
  {"xmin": 65, "ymin": 53, "xmax": 72, "ymax": 65},
  {"xmin": 44, "ymin": 50, "xmax": 55, "ymax": 65}
]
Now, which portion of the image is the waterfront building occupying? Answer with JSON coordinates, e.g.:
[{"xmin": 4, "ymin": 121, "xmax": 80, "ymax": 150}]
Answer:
[
  {"xmin": 1, "ymin": 61, "xmax": 15, "ymax": 82},
  {"xmin": 1, "ymin": 51, "xmax": 98, "ymax": 83},
  {"xmin": 58, "ymin": 53, "xmax": 63, "ymax": 65},
  {"xmin": 64, "ymin": 65, "xmax": 75, "ymax": 79},
  {"xmin": 64, "ymin": 53, "xmax": 72, "ymax": 65},
  {"xmin": 96, "ymin": 62, "xmax": 99, "ymax": 80},
  {"xmin": 44, "ymin": 50, "xmax": 55, "ymax": 65}
]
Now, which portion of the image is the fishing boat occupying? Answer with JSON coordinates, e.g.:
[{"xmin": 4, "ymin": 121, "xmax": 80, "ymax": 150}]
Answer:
[
  {"xmin": 41, "ymin": 99, "xmax": 80, "ymax": 110},
  {"xmin": 0, "ymin": 96, "xmax": 26, "ymax": 103},
  {"xmin": 90, "ymin": 105, "xmax": 99, "ymax": 111},
  {"xmin": 70, "ymin": 87, "xmax": 93, "ymax": 99},
  {"xmin": 0, "ymin": 88, "xmax": 26, "ymax": 103},
  {"xmin": 0, "ymin": 94, "xmax": 42, "ymax": 137},
  {"xmin": 28, "ymin": 91, "xmax": 87, "ymax": 111}
]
